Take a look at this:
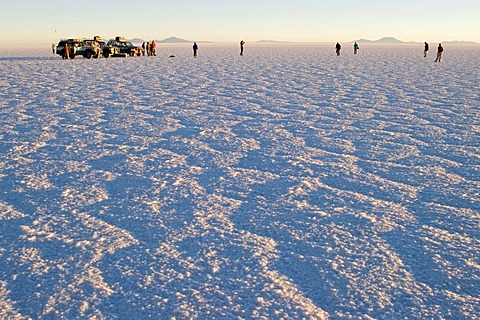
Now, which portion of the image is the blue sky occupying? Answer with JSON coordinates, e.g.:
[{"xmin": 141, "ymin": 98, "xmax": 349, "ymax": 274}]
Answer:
[{"xmin": 1, "ymin": 0, "xmax": 479, "ymax": 44}]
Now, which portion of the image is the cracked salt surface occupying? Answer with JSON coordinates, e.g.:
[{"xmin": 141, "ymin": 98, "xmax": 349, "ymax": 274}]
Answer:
[{"xmin": 0, "ymin": 44, "xmax": 479, "ymax": 318}]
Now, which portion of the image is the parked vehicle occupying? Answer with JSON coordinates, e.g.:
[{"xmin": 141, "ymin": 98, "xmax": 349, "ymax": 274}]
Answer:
[
  {"xmin": 91, "ymin": 35, "xmax": 106, "ymax": 48},
  {"xmin": 56, "ymin": 38, "xmax": 101, "ymax": 59},
  {"xmin": 102, "ymin": 45, "xmax": 121, "ymax": 58},
  {"xmin": 102, "ymin": 36, "xmax": 141, "ymax": 58}
]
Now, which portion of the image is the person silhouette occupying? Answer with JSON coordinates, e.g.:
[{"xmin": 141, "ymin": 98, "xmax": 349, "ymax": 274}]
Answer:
[
  {"xmin": 151, "ymin": 40, "xmax": 157, "ymax": 56},
  {"xmin": 193, "ymin": 42, "xmax": 198, "ymax": 57},
  {"xmin": 424, "ymin": 42, "xmax": 429, "ymax": 57},
  {"xmin": 434, "ymin": 43, "xmax": 443, "ymax": 62},
  {"xmin": 335, "ymin": 42, "xmax": 341, "ymax": 56},
  {"xmin": 240, "ymin": 40, "xmax": 245, "ymax": 56},
  {"xmin": 64, "ymin": 43, "xmax": 70, "ymax": 59},
  {"xmin": 353, "ymin": 42, "xmax": 359, "ymax": 54}
]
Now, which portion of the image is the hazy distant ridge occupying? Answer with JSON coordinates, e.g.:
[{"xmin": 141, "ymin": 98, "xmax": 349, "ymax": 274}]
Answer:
[
  {"xmin": 127, "ymin": 37, "xmax": 192, "ymax": 44},
  {"xmin": 159, "ymin": 37, "xmax": 191, "ymax": 43},
  {"xmin": 355, "ymin": 37, "xmax": 478, "ymax": 45},
  {"xmin": 441, "ymin": 40, "xmax": 479, "ymax": 45},
  {"xmin": 355, "ymin": 37, "xmax": 405, "ymax": 44},
  {"xmin": 129, "ymin": 36, "xmax": 478, "ymax": 45}
]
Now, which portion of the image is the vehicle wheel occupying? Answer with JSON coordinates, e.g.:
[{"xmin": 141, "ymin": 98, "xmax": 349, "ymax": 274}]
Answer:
[
  {"xmin": 103, "ymin": 52, "xmax": 110, "ymax": 58},
  {"xmin": 69, "ymin": 53, "xmax": 75, "ymax": 59},
  {"xmin": 84, "ymin": 51, "xmax": 92, "ymax": 59}
]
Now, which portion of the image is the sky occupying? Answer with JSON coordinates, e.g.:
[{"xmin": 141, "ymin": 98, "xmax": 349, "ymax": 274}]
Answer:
[{"xmin": 1, "ymin": 0, "xmax": 479, "ymax": 44}]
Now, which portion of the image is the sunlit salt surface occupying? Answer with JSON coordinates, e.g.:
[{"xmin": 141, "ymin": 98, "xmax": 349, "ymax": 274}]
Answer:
[{"xmin": 1, "ymin": 44, "xmax": 479, "ymax": 318}]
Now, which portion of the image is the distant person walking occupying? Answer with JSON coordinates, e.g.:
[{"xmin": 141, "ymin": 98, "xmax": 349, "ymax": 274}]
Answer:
[
  {"xmin": 142, "ymin": 42, "xmax": 146, "ymax": 56},
  {"xmin": 193, "ymin": 42, "xmax": 198, "ymax": 57},
  {"xmin": 434, "ymin": 43, "xmax": 443, "ymax": 62},
  {"xmin": 240, "ymin": 40, "xmax": 245, "ymax": 56},
  {"xmin": 51, "ymin": 43, "xmax": 56, "ymax": 54},
  {"xmin": 424, "ymin": 42, "xmax": 429, "ymax": 57},
  {"xmin": 353, "ymin": 42, "xmax": 359, "ymax": 54},
  {"xmin": 335, "ymin": 42, "xmax": 341, "ymax": 56}
]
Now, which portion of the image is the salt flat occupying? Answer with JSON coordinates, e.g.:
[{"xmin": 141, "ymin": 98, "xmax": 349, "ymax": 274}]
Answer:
[{"xmin": 0, "ymin": 44, "xmax": 479, "ymax": 319}]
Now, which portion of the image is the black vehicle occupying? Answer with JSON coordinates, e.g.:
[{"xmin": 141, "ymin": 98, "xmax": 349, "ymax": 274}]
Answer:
[
  {"xmin": 56, "ymin": 38, "xmax": 101, "ymax": 59},
  {"xmin": 102, "ymin": 36, "xmax": 141, "ymax": 58}
]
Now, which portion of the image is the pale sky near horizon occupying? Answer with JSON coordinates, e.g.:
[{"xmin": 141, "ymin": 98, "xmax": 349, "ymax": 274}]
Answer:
[{"xmin": 1, "ymin": 0, "xmax": 479, "ymax": 44}]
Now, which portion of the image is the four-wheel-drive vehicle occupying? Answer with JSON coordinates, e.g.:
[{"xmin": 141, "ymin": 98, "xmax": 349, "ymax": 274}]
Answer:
[
  {"xmin": 102, "ymin": 45, "xmax": 121, "ymax": 58},
  {"xmin": 102, "ymin": 36, "xmax": 141, "ymax": 58},
  {"xmin": 56, "ymin": 39, "xmax": 81, "ymax": 59},
  {"xmin": 91, "ymin": 35, "xmax": 106, "ymax": 49},
  {"xmin": 56, "ymin": 38, "xmax": 101, "ymax": 59}
]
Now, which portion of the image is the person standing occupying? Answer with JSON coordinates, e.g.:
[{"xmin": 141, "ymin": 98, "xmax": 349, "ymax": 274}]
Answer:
[
  {"xmin": 146, "ymin": 42, "xmax": 151, "ymax": 56},
  {"xmin": 151, "ymin": 40, "xmax": 157, "ymax": 56},
  {"xmin": 51, "ymin": 43, "xmax": 56, "ymax": 54},
  {"xmin": 434, "ymin": 43, "xmax": 443, "ymax": 62},
  {"xmin": 64, "ymin": 43, "xmax": 70, "ymax": 60},
  {"xmin": 335, "ymin": 42, "xmax": 341, "ymax": 56},
  {"xmin": 193, "ymin": 42, "xmax": 198, "ymax": 57},
  {"xmin": 240, "ymin": 40, "xmax": 245, "ymax": 56},
  {"xmin": 142, "ymin": 42, "xmax": 146, "ymax": 56},
  {"xmin": 353, "ymin": 42, "xmax": 359, "ymax": 54},
  {"xmin": 424, "ymin": 42, "xmax": 429, "ymax": 57}
]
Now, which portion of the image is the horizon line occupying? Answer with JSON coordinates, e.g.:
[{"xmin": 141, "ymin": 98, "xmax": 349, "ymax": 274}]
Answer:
[{"xmin": 2, "ymin": 36, "xmax": 480, "ymax": 46}]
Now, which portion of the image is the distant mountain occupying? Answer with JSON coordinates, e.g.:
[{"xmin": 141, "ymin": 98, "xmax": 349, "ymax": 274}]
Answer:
[
  {"xmin": 441, "ymin": 40, "xmax": 479, "ymax": 45},
  {"xmin": 128, "ymin": 38, "xmax": 146, "ymax": 44},
  {"xmin": 256, "ymin": 39, "xmax": 286, "ymax": 43},
  {"xmin": 354, "ymin": 39, "xmax": 373, "ymax": 44},
  {"xmin": 128, "ymin": 37, "xmax": 191, "ymax": 44},
  {"xmin": 355, "ymin": 37, "xmax": 478, "ymax": 45},
  {"xmin": 254, "ymin": 40, "xmax": 301, "ymax": 44},
  {"xmin": 355, "ymin": 37, "xmax": 405, "ymax": 44},
  {"xmin": 376, "ymin": 37, "xmax": 405, "ymax": 43},
  {"xmin": 159, "ymin": 37, "xmax": 191, "ymax": 44}
]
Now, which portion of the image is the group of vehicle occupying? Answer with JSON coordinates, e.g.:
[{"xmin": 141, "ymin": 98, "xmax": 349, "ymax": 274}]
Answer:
[{"xmin": 56, "ymin": 36, "xmax": 142, "ymax": 59}]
